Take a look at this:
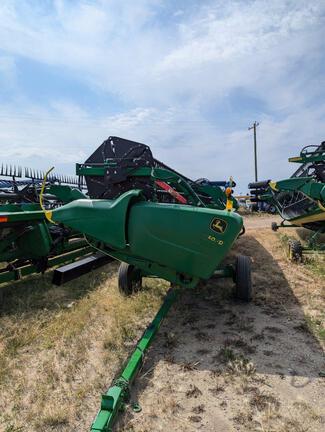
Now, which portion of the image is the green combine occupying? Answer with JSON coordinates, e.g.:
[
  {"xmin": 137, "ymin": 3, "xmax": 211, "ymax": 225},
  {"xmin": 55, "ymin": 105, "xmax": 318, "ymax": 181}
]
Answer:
[{"xmin": 249, "ymin": 141, "xmax": 325, "ymax": 259}]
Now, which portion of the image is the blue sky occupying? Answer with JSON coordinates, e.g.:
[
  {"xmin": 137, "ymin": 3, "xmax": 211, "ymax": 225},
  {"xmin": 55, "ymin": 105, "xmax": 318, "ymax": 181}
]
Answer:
[{"xmin": 0, "ymin": 0, "xmax": 324, "ymax": 192}]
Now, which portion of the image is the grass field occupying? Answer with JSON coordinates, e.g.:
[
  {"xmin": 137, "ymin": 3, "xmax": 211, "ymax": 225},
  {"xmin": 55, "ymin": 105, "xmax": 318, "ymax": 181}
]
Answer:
[{"xmin": 0, "ymin": 262, "xmax": 169, "ymax": 431}]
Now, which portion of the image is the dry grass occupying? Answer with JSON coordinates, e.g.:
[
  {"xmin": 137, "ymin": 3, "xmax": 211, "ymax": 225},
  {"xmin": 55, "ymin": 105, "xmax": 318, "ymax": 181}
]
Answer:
[
  {"xmin": 305, "ymin": 254, "xmax": 325, "ymax": 278},
  {"xmin": 277, "ymin": 231, "xmax": 325, "ymax": 343},
  {"xmin": 0, "ymin": 263, "xmax": 169, "ymax": 431},
  {"xmin": 252, "ymin": 399, "xmax": 325, "ymax": 432},
  {"xmin": 279, "ymin": 232, "xmax": 325, "ymax": 278}
]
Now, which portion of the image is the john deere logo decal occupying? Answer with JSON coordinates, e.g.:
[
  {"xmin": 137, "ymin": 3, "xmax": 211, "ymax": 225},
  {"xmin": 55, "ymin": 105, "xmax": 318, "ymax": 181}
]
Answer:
[{"xmin": 210, "ymin": 218, "xmax": 227, "ymax": 234}]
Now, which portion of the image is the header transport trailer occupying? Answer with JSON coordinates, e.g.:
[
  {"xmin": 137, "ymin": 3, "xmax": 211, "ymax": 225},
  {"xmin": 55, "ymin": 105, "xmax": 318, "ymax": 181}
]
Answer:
[{"xmin": 45, "ymin": 136, "xmax": 252, "ymax": 298}]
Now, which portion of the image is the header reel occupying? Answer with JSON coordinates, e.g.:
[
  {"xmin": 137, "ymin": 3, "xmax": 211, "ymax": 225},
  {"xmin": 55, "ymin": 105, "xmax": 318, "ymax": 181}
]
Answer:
[
  {"xmin": 77, "ymin": 136, "xmax": 237, "ymax": 210},
  {"xmin": 0, "ymin": 163, "xmax": 89, "ymax": 288},
  {"xmin": 0, "ymin": 164, "xmax": 85, "ymax": 205}
]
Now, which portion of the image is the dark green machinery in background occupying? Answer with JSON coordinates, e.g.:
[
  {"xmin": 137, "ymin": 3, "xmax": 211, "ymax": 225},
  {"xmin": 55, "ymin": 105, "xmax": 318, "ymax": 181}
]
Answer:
[
  {"xmin": 249, "ymin": 141, "xmax": 325, "ymax": 260},
  {"xmin": 0, "ymin": 166, "xmax": 91, "ymax": 286}
]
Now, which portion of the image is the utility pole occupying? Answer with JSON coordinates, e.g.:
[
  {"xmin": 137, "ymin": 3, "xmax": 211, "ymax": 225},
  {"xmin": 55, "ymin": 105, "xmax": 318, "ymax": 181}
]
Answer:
[{"xmin": 248, "ymin": 121, "xmax": 259, "ymax": 182}]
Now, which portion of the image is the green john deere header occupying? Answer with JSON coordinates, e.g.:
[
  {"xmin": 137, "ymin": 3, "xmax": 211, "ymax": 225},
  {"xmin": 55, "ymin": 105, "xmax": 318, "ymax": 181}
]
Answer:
[{"xmin": 47, "ymin": 136, "xmax": 250, "ymax": 294}]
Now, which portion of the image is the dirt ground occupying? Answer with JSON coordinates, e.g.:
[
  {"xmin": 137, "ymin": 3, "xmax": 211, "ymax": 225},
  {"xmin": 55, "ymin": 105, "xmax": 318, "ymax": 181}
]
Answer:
[
  {"xmin": 241, "ymin": 213, "xmax": 282, "ymax": 230},
  {"xmin": 118, "ymin": 216, "xmax": 325, "ymax": 432},
  {"xmin": 0, "ymin": 214, "xmax": 324, "ymax": 432}
]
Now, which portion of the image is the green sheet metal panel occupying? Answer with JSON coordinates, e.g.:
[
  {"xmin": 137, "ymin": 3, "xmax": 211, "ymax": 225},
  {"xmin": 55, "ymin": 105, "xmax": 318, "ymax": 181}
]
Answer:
[
  {"xmin": 52, "ymin": 190, "xmax": 243, "ymax": 281},
  {"xmin": 127, "ymin": 202, "xmax": 242, "ymax": 279},
  {"xmin": 52, "ymin": 190, "xmax": 142, "ymax": 249},
  {"xmin": 16, "ymin": 222, "xmax": 52, "ymax": 258}
]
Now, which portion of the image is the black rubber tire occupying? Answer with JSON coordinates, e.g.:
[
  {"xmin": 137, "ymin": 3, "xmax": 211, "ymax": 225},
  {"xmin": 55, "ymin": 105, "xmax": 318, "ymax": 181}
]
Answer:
[
  {"xmin": 118, "ymin": 262, "xmax": 142, "ymax": 295},
  {"xmin": 234, "ymin": 255, "xmax": 252, "ymax": 302},
  {"xmin": 288, "ymin": 239, "xmax": 303, "ymax": 262},
  {"xmin": 271, "ymin": 222, "xmax": 278, "ymax": 231}
]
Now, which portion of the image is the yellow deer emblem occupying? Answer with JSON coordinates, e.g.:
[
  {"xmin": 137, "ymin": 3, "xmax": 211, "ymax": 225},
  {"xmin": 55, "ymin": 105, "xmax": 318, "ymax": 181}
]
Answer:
[{"xmin": 211, "ymin": 218, "xmax": 227, "ymax": 234}]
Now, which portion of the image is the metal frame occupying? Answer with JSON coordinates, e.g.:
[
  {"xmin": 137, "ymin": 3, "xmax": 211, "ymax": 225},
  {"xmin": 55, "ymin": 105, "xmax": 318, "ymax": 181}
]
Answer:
[{"xmin": 0, "ymin": 244, "xmax": 91, "ymax": 286}]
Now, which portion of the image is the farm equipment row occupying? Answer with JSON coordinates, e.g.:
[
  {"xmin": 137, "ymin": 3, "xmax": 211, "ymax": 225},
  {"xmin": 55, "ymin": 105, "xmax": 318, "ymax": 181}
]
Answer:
[
  {"xmin": 0, "ymin": 136, "xmax": 252, "ymax": 430},
  {"xmin": 2, "ymin": 136, "xmax": 323, "ymax": 431},
  {"xmin": 1, "ymin": 137, "xmax": 251, "ymax": 295}
]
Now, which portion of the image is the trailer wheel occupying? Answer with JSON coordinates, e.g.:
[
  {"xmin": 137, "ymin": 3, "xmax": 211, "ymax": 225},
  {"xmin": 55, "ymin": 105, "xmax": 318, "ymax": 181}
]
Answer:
[
  {"xmin": 271, "ymin": 222, "xmax": 278, "ymax": 231},
  {"xmin": 234, "ymin": 255, "xmax": 252, "ymax": 302},
  {"xmin": 118, "ymin": 262, "xmax": 142, "ymax": 295},
  {"xmin": 288, "ymin": 240, "xmax": 303, "ymax": 262}
]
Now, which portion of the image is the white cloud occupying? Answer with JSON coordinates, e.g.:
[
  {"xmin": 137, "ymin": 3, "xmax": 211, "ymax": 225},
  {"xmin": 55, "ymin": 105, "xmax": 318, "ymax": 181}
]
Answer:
[
  {"xmin": 0, "ymin": 0, "xmax": 324, "ymax": 190},
  {"xmin": 1, "ymin": 0, "xmax": 322, "ymax": 105}
]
